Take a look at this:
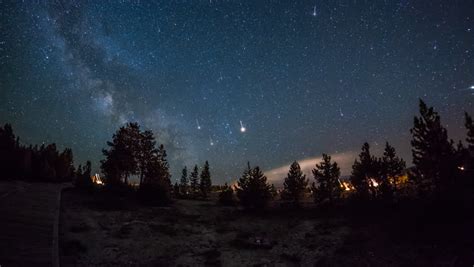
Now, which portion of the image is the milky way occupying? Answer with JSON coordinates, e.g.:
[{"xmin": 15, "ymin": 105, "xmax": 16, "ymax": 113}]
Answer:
[{"xmin": 1, "ymin": 1, "xmax": 473, "ymax": 183}]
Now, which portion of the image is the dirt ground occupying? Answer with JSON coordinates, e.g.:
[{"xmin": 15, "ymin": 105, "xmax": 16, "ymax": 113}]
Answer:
[{"xmin": 59, "ymin": 189, "xmax": 474, "ymax": 266}]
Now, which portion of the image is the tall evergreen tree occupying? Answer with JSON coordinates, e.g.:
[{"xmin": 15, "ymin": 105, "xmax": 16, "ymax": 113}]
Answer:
[
  {"xmin": 139, "ymin": 144, "xmax": 172, "ymax": 205},
  {"xmin": 101, "ymin": 122, "xmax": 172, "ymax": 204},
  {"xmin": 460, "ymin": 113, "xmax": 474, "ymax": 197},
  {"xmin": 410, "ymin": 99, "xmax": 457, "ymax": 197},
  {"xmin": 82, "ymin": 161, "xmax": 92, "ymax": 180},
  {"xmin": 137, "ymin": 130, "xmax": 157, "ymax": 184},
  {"xmin": 236, "ymin": 164, "xmax": 272, "ymax": 209},
  {"xmin": 351, "ymin": 143, "xmax": 378, "ymax": 200},
  {"xmin": 180, "ymin": 166, "xmax": 189, "ymax": 196},
  {"xmin": 311, "ymin": 154, "xmax": 342, "ymax": 204},
  {"xmin": 199, "ymin": 161, "xmax": 212, "ymax": 198},
  {"xmin": 465, "ymin": 112, "xmax": 474, "ymax": 151},
  {"xmin": 378, "ymin": 142, "xmax": 406, "ymax": 200},
  {"xmin": 270, "ymin": 184, "xmax": 278, "ymax": 199},
  {"xmin": 173, "ymin": 182, "xmax": 180, "ymax": 198},
  {"xmin": 190, "ymin": 165, "xmax": 199, "ymax": 196},
  {"xmin": 56, "ymin": 148, "xmax": 75, "ymax": 182},
  {"xmin": 101, "ymin": 123, "xmax": 140, "ymax": 185},
  {"xmin": 282, "ymin": 161, "xmax": 308, "ymax": 205},
  {"xmin": 75, "ymin": 161, "xmax": 93, "ymax": 190},
  {"xmin": 156, "ymin": 144, "xmax": 172, "ymax": 188}
]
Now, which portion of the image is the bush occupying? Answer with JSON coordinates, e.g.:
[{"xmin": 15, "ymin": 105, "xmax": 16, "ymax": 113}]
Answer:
[
  {"xmin": 137, "ymin": 182, "xmax": 172, "ymax": 206},
  {"xmin": 218, "ymin": 183, "xmax": 235, "ymax": 206}
]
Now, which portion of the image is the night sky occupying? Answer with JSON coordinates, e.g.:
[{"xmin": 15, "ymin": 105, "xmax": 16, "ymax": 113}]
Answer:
[{"xmin": 1, "ymin": 0, "xmax": 473, "ymax": 184}]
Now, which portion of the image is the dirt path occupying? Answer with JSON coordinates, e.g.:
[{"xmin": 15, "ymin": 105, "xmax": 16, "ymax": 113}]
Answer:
[{"xmin": 0, "ymin": 181, "xmax": 68, "ymax": 266}]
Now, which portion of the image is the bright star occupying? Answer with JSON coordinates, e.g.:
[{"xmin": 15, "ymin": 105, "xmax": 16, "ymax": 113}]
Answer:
[{"xmin": 240, "ymin": 120, "xmax": 246, "ymax": 133}]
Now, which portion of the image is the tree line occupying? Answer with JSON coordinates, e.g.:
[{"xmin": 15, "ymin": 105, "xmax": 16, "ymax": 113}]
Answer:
[
  {"xmin": 2, "ymin": 99, "xmax": 473, "ymax": 211},
  {"xmin": 217, "ymin": 99, "xmax": 474, "ymax": 209},
  {"xmin": 174, "ymin": 161, "xmax": 212, "ymax": 199},
  {"xmin": 0, "ymin": 124, "xmax": 89, "ymax": 183}
]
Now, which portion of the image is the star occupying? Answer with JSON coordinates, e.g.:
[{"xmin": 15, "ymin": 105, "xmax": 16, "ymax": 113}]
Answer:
[
  {"xmin": 240, "ymin": 120, "xmax": 246, "ymax": 133},
  {"xmin": 312, "ymin": 5, "xmax": 318, "ymax": 17},
  {"xmin": 196, "ymin": 119, "xmax": 201, "ymax": 130}
]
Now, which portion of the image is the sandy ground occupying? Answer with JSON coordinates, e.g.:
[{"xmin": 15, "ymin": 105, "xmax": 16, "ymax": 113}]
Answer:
[
  {"xmin": 59, "ymin": 189, "xmax": 474, "ymax": 266},
  {"xmin": 59, "ymin": 190, "xmax": 349, "ymax": 266}
]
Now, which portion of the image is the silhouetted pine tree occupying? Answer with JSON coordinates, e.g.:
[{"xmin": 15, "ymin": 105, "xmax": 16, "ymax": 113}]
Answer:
[
  {"xmin": 466, "ymin": 112, "xmax": 474, "ymax": 150},
  {"xmin": 82, "ymin": 161, "xmax": 92, "ymax": 181},
  {"xmin": 101, "ymin": 123, "xmax": 172, "ymax": 204},
  {"xmin": 410, "ymin": 99, "xmax": 457, "ymax": 198},
  {"xmin": 75, "ymin": 164, "xmax": 83, "ymax": 183},
  {"xmin": 173, "ymin": 182, "xmax": 180, "ymax": 198},
  {"xmin": 270, "ymin": 184, "xmax": 278, "ymax": 199},
  {"xmin": 139, "ymin": 150, "xmax": 172, "ymax": 205},
  {"xmin": 138, "ymin": 130, "xmax": 157, "ymax": 185},
  {"xmin": 200, "ymin": 161, "xmax": 212, "ymax": 199},
  {"xmin": 179, "ymin": 166, "xmax": 189, "ymax": 197},
  {"xmin": 101, "ymin": 123, "xmax": 140, "ymax": 185},
  {"xmin": 75, "ymin": 161, "xmax": 93, "ymax": 190},
  {"xmin": 156, "ymin": 144, "xmax": 172, "ymax": 188},
  {"xmin": 464, "ymin": 113, "xmax": 474, "ymax": 172},
  {"xmin": 218, "ymin": 183, "xmax": 235, "ymax": 206},
  {"xmin": 461, "ymin": 113, "xmax": 474, "ymax": 200},
  {"xmin": 351, "ymin": 143, "xmax": 378, "ymax": 200},
  {"xmin": 140, "ymin": 142, "xmax": 172, "ymax": 204},
  {"xmin": 236, "ymin": 164, "xmax": 272, "ymax": 209},
  {"xmin": 190, "ymin": 165, "xmax": 199, "ymax": 196},
  {"xmin": 378, "ymin": 142, "xmax": 406, "ymax": 201},
  {"xmin": 56, "ymin": 148, "xmax": 75, "ymax": 182},
  {"xmin": 311, "ymin": 154, "xmax": 342, "ymax": 204},
  {"xmin": 281, "ymin": 161, "xmax": 308, "ymax": 205}
]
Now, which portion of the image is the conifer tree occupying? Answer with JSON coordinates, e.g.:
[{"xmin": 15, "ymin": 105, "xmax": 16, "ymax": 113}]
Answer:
[
  {"xmin": 270, "ymin": 184, "xmax": 278, "ymax": 199},
  {"xmin": 180, "ymin": 166, "xmax": 188, "ymax": 196},
  {"xmin": 410, "ymin": 99, "xmax": 456, "ymax": 197},
  {"xmin": 75, "ymin": 161, "xmax": 93, "ymax": 190},
  {"xmin": 282, "ymin": 161, "xmax": 308, "ymax": 205},
  {"xmin": 351, "ymin": 143, "xmax": 378, "ymax": 200},
  {"xmin": 173, "ymin": 182, "xmax": 180, "ymax": 198},
  {"xmin": 378, "ymin": 142, "xmax": 405, "ymax": 200},
  {"xmin": 56, "ymin": 148, "xmax": 75, "ymax": 182},
  {"xmin": 236, "ymin": 164, "xmax": 272, "ymax": 209},
  {"xmin": 460, "ymin": 113, "xmax": 474, "ymax": 196},
  {"xmin": 156, "ymin": 144, "xmax": 172, "ymax": 188},
  {"xmin": 312, "ymin": 154, "xmax": 342, "ymax": 204},
  {"xmin": 101, "ymin": 123, "xmax": 140, "ymax": 185},
  {"xmin": 75, "ymin": 164, "xmax": 83, "ymax": 185},
  {"xmin": 140, "ymin": 149, "xmax": 172, "ymax": 205},
  {"xmin": 465, "ymin": 112, "xmax": 474, "ymax": 150},
  {"xmin": 101, "ymin": 122, "xmax": 172, "ymax": 204},
  {"xmin": 138, "ymin": 130, "xmax": 157, "ymax": 184},
  {"xmin": 190, "ymin": 165, "xmax": 199, "ymax": 196},
  {"xmin": 199, "ymin": 161, "xmax": 212, "ymax": 198}
]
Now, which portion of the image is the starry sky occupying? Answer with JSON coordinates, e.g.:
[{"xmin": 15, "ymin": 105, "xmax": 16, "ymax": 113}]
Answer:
[{"xmin": 1, "ymin": 0, "xmax": 473, "ymax": 184}]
